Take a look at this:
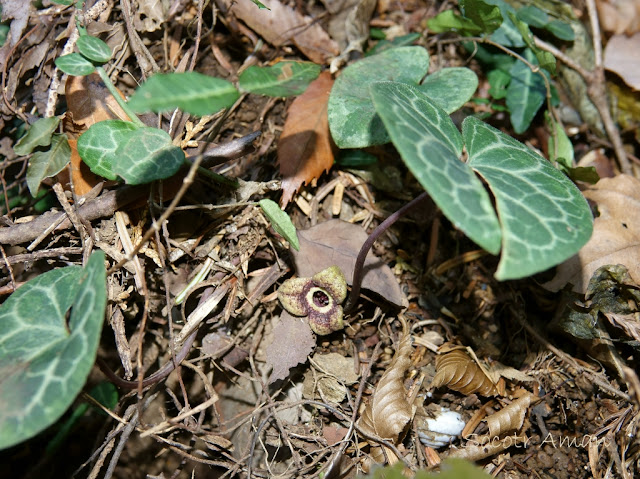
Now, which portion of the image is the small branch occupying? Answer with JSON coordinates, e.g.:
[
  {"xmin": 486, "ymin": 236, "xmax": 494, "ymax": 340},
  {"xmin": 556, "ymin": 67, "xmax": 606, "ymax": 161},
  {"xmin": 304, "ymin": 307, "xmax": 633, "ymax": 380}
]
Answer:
[
  {"xmin": 533, "ymin": 13, "xmax": 631, "ymax": 174},
  {"xmin": 0, "ymin": 132, "xmax": 260, "ymax": 246}
]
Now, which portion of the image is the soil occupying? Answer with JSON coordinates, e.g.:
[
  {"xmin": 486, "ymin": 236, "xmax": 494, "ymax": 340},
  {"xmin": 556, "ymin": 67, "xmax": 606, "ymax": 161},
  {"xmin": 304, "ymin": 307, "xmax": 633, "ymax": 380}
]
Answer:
[{"xmin": 0, "ymin": 1, "xmax": 639, "ymax": 479}]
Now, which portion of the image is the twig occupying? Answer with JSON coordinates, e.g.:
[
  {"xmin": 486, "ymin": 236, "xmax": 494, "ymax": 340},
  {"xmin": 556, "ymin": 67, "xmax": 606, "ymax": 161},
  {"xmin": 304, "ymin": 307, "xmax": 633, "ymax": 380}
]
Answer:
[
  {"xmin": 511, "ymin": 306, "xmax": 630, "ymax": 401},
  {"xmin": 96, "ymin": 328, "xmax": 198, "ymax": 390},
  {"xmin": 0, "ymin": 132, "xmax": 260, "ymax": 246},
  {"xmin": 533, "ymin": 2, "xmax": 631, "ymax": 174}
]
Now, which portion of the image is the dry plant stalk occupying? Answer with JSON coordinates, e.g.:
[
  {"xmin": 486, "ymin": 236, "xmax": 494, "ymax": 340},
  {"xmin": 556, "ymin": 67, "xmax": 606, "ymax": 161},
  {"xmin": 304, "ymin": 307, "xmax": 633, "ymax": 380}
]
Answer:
[
  {"xmin": 358, "ymin": 317, "xmax": 415, "ymax": 464},
  {"xmin": 431, "ymin": 349, "xmax": 499, "ymax": 397}
]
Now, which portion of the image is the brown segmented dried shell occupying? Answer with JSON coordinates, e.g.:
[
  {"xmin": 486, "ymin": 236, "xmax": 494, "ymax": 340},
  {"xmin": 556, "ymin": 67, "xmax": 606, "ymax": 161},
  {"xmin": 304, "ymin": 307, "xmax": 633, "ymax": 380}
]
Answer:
[{"xmin": 431, "ymin": 350, "xmax": 499, "ymax": 397}]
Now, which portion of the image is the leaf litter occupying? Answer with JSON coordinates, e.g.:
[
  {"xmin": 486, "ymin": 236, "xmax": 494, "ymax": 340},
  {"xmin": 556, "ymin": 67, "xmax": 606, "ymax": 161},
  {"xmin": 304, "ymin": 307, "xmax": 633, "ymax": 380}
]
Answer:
[{"xmin": 1, "ymin": 0, "xmax": 639, "ymax": 478}]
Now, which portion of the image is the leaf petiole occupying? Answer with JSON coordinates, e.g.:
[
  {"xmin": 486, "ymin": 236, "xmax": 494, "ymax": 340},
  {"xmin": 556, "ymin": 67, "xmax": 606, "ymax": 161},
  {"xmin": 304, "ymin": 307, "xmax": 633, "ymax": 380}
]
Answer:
[{"xmin": 95, "ymin": 66, "xmax": 146, "ymax": 128}]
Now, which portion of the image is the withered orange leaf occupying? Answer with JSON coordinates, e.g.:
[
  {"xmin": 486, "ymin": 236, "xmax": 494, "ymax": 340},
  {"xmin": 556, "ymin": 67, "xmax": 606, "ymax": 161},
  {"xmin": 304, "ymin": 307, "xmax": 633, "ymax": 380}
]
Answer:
[
  {"xmin": 54, "ymin": 139, "xmax": 102, "ymax": 197},
  {"xmin": 278, "ymin": 71, "xmax": 335, "ymax": 207},
  {"xmin": 62, "ymin": 74, "xmax": 131, "ymax": 194},
  {"xmin": 65, "ymin": 73, "xmax": 130, "ymax": 133}
]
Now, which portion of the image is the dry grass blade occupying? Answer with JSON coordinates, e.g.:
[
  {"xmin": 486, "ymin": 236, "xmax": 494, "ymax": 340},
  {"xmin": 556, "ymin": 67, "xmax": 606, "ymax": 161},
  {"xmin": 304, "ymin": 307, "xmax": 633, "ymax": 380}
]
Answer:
[
  {"xmin": 358, "ymin": 318, "xmax": 414, "ymax": 441},
  {"xmin": 431, "ymin": 349, "xmax": 499, "ymax": 397}
]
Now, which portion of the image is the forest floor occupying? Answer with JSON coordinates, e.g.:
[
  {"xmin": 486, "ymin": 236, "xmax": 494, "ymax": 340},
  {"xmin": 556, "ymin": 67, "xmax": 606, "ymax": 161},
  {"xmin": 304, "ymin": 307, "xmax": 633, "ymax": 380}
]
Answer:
[{"xmin": 1, "ymin": 0, "xmax": 639, "ymax": 478}]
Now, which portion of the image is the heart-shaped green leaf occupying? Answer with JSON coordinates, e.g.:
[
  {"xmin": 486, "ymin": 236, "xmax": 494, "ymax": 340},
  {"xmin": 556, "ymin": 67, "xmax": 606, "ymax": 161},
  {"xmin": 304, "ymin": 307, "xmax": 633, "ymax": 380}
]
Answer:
[
  {"xmin": 238, "ymin": 61, "xmax": 321, "ymax": 97},
  {"xmin": 26, "ymin": 134, "xmax": 71, "ymax": 197},
  {"xmin": 112, "ymin": 127, "xmax": 185, "ymax": 184},
  {"xmin": 370, "ymin": 82, "xmax": 502, "ymax": 254},
  {"xmin": 77, "ymin": 120, "xmax": 139, "ymax": 180},
  {"xmin": 14, "ymin": 117, "xmax": 61, "ymax": 156},
  {"xmin": 127, "ymin": 72, "xmax": 239, "ymax": 116},
  {"xmin": 0, "ymin": 251, "xmax": 107, "ymax": 450},
  {"xmin": 419, "ymin": 67, "xmax": 478, "ymax": 113},
  {"xmin": 76, "ymin": 35, "xmax": 112, "ymax": 64},
  {"xmin": 328, "ymin": 46, "xmax": 430, "ymax": 148},
  {"xmin": 463, "ymin": 116, "xmax": 593, "ymax": 280},
  {"xmin": 55, "ymin": 53, "xmax": 96, "ymax": 76}
]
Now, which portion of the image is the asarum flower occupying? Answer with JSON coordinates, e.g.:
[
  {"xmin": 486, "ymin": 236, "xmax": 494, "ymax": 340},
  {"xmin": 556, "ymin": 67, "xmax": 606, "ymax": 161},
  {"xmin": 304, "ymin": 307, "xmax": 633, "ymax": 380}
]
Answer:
[{"xmin": 277, "ymin": 266, "xmax": 348, "ymax": 335}]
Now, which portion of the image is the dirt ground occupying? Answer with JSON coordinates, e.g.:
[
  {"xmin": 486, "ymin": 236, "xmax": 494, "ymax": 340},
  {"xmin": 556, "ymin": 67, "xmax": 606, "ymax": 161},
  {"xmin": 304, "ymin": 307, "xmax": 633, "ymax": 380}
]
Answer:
[{"xmin": 1, "ymin": 0, "xmax": 639, "ymax": 478}]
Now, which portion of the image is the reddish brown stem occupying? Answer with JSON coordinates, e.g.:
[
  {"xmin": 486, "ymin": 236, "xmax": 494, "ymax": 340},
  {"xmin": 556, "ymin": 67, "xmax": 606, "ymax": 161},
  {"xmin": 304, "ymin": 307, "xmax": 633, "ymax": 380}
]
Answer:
[{"xmin": 343, "ymin": 192, "xmax": 430, "ymax": 313}]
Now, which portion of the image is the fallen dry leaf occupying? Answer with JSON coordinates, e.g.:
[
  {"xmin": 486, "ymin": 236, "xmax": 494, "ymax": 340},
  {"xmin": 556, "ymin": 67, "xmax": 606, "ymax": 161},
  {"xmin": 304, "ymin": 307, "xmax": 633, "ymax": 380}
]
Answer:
[
  {"xmin": 222, "ymin": 0, "xmax": 339, "ymax": 64},
  {"xmin": 64, "ymin": 73, "xmax": 130, "ymax": 132},
  {"xmin": 358, "ymin": 319, "xmax": 414, "ymax": 441},
  {"xmin": 54, "ymin": 139, "xmax": 103, "ymax": 197},
  {"xmin": 291, "ymin": 219, "xmax": 407, "ymax": 309},
  {"xmin": 597, "ymin": 0, "xmax": 640, "ymax": 35},
  {"xmin": 544, "ymin": 175, "xmax": 640, "ymax": 293},
  {"xmin": 431, "ymin": 349, "xmax": 500, "ymax": 397},
  {"xmin": 61, "ymin": 74, "xmax": 131, "ymax": 193},
  {"xmin": 265, "ymin": 311, "xmax": 316, "ymax": 384},
  {"xmin": 278, "ymin": 71, "xmax": 335, "ymax": 207},
  {"xmin": 604, "ymin": 33, "xmax": 640, "ymax": 90},
  {"xmin": 484, "ymin": 392, "xmax": 533, "ymax": 439}
]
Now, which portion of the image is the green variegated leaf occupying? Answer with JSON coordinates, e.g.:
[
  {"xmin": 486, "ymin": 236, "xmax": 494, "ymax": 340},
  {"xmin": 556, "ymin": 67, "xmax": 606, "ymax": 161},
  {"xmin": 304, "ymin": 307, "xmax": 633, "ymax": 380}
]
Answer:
[
  {"xmin": 55, "ymin": 53, "xmax": 96, "ymax": 76},
  {"xmin": 419, "ymin": 67, "xmax": 478, "ymax": 113},
  {"xmin": 370, "ymin": 82, "xmax": 502, "ymax": 254},
  {"xmin": 0, "ymin": 251, "xmax": 107, "ymax": 450},
  {"xmin": 463, "ymin": 116, "xmax": 592, "ymax": 280},
  {"xmin": 128, "ymin": 72, "xmax": 239, "ymax": 116},
  {"xmin": 328, "ymin": 46, "xmax": 430, "ymax": 148},
  {"xmin": 77, "ymin": 120, "xmax": 138, "ymax": 180},
  {"xmin": 112, "ymin": 127, "xmax": 185, "ymax": 184},
  {"xmin": 76, "ymin": 35, "xmax": 112, "ymax": 63},
  {"xmin": 506, "ymin": 48, "xmax": 547, "ymax": 133},
  {"xmin": 259, "ymin": 199, "xmax": 299, "ymax": 250}
]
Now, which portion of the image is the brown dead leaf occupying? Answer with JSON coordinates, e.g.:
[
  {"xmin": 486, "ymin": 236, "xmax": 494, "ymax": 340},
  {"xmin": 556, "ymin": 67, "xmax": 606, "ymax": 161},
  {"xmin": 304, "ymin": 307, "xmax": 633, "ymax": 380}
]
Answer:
[
  {"xmin": 431, "ymin": 349, "xmax": 500, "ymax": 397},
  {"xmin": 291, "ymin": 219, "xmax": 408, "ymax": 309},
  {"xmin": 222, "ymin": 0, "xmax": 339, "ymax": 64},
  {"xmin": 358, "ymin": 319, "xmax": 414, "ymax": 441},
  {"xmin": 544, "ymin": 175, "xmax": 640, "ymax": 293},
  {"xmin": 483, "ymin": 392, "xmax": 533, "ymax": 439},
  {"xmin": 54, "ymin": 139, "xmax": 103, "ymax": 197},
  {"xmin": 278, "ymin": 71, "xmax": 335, "ymax": 207},
  {"xmin": 604, "ymin": 33, "xmax": 640, "ymax": 90},
  {"xmin": 597, "ymin": 0, "xmax": 640, "ymax": 35},
  {"xmin": 64, "ymin": 73, "xmax": 130, "ymax": 132},
  {"xmin": 265, "ymin": 311, "xmax": 316, "ymax": 384},
  {"xmin": 61, "ymin": 74, "xmax": 131, "ymax": 193}
]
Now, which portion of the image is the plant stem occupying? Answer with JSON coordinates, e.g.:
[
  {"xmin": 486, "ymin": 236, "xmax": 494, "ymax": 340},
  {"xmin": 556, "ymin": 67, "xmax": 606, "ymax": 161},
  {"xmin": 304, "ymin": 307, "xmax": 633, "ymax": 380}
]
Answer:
[
  {"xmin": 343, "ymin": 191, "xmax": 430, "ymax": 313},
  {"xmin": 187, "ymin": 160, "xmax": 239, "ymax": 188},
  {"xmin": 95, "ymin": 66, "xmax": 146, "ymax": 128}
]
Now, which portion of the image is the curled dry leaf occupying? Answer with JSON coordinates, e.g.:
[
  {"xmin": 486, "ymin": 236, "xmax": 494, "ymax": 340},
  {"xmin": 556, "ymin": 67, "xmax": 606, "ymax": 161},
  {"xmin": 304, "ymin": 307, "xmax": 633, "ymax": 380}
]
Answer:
[
  {"xmin": 431, "ymin": 349, "xmax": 499, "ymax": 397},
  {"xmin": 358, "ymin": 319, "xmax": 415, "ymax": 442},
  {"xmin": 483, "ymin": 392, "xmax": 533, "ymax": 440},
  {"xmin": 544, "ymin": 175, "xmax": 640, "ymax": 293},
  {"xmin": 278, "ymin": 71, "xmax": 335, "ymax": 207}
]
